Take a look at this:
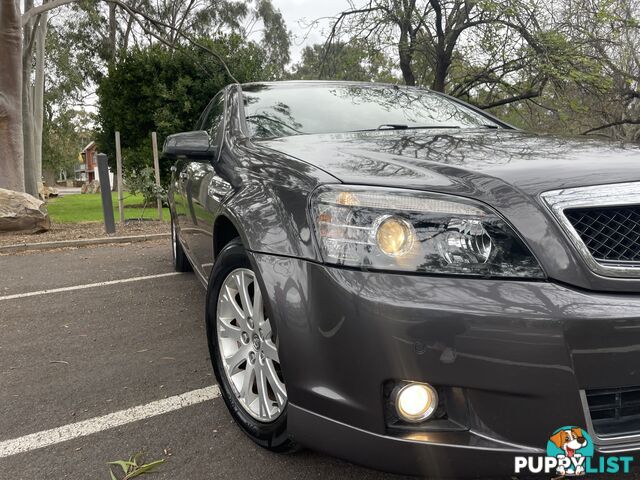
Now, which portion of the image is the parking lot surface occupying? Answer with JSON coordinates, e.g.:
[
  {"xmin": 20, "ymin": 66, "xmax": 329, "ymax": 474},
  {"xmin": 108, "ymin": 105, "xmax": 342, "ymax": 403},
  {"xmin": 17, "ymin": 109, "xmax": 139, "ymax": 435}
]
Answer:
[{"xmin": 0, "ymin": 241, "xmax": 411, "ymax": 480}]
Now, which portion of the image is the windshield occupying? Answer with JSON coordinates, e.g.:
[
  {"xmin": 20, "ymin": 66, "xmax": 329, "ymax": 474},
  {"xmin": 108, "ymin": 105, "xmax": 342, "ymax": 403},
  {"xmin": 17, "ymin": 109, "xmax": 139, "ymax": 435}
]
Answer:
[{"xmin": 241, "ymin": 83, "xmax": 500, "ymax": 139}]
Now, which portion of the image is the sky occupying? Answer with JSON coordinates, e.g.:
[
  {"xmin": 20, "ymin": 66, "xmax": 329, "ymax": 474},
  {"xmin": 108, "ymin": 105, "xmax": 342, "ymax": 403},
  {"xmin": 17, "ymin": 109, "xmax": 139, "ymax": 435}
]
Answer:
[{"xmin": 270, "ymin": 0, "xmax": 352, "ymax": 64}]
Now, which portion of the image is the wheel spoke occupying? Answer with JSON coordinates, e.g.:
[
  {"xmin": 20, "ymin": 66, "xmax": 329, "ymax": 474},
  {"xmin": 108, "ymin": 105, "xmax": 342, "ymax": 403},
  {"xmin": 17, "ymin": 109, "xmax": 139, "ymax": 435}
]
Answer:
[
  {"xmin": 262, "ymin": 339, "xmax": 279, "ymax": 362},
  {"xmin": 255, "ymin": 364, "xmax": 271, "ymax": 420},
  {"xmin": 241, "ymin": 360, "xmax": 256, "ymax": 402},
  {"xmin": 264, "ymin": 359, "xmax": 287, "ymax": 407},
  {"xmin": 253, "ymin": 285, "xmax": 263, "ymax": 322},
  {"xmin": 236, "ymin": 272, "xmax": 253, "ymax": 319},
  {"xmin": 226, "ymin": 345, "xmax": 249, "ymax": 376},
  {"xmin": 223, "ymin": 285, "xmax": 246, "ymax": 326},
  {"xmin": 258, "ymin": 317, "xmax": 272, "ymax": 340},
  {"xmin": 218, "ymin": 320, "xmax": 242, "ymax": 341}
]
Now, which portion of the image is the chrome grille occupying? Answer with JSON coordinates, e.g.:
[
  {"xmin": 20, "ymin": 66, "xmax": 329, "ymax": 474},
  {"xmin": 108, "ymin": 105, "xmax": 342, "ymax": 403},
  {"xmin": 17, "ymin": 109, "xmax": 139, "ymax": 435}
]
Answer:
[
  {"xmin": 564, "ymin": 206, "xmax": 640, "ymax": 263},
  {"xmin": 541, "ymin": 182, "xmax": 640, "ymax": 278}
]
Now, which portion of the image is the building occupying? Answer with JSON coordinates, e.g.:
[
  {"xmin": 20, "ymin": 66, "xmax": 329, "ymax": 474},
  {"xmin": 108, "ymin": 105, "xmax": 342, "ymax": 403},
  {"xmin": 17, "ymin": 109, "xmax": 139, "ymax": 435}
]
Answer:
[
  {"xmin": 75, "ymin": 141, "xmax": 97, "ymax": 182},
  {"xmin": 75, "ymin": 141, "xmax": 114, "ymax": 187}
]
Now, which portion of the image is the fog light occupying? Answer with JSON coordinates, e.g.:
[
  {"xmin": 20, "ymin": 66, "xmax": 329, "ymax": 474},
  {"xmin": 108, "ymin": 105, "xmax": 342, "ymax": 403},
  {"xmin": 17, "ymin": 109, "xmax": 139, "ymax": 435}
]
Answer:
[{"xmin": 395, "ymin": 382, "xmax": 438, "ymax": 423}]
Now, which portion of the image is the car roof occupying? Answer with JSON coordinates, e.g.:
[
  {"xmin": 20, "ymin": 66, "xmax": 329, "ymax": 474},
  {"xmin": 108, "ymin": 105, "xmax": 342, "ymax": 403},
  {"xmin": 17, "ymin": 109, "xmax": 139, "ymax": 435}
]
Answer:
[{"xmin": 238, "ymin": 80, "xmax": 431, "ymax": 91}]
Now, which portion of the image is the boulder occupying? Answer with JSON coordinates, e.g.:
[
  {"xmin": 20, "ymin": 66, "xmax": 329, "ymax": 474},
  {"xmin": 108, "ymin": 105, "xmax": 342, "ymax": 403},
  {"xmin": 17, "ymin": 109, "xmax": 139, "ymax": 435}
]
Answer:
[
  {"xmin": 38, "ymin": 182, "xmax": 59, "ymax": 199},
  {"xmin": 0, "ymin": 188, "xmax": 51, "ymax": 232},
  {"xmin": 82, "ymin": 180, "xmax": 101, "ymax": 194},
  {"xmin": 89, "ymin": 180, "xmax": 101, "ymax": 194}
]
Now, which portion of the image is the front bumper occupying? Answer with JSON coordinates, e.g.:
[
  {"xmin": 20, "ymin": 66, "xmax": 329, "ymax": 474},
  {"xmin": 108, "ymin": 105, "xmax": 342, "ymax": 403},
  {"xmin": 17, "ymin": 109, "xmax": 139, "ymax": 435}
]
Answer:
[{"xmin": 250, "ymin": 252, "xmax": 640, "ymax": 477}]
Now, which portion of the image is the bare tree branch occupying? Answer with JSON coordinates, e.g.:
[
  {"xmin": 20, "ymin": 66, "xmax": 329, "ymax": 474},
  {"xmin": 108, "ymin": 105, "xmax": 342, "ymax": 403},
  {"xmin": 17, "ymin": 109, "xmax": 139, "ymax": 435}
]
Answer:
[
  {"xmin": 22, "ymin": 0, "xmax": 239, "ymax": 83},
  {"xmin": 21, "ymin": 0, "xmax": 75, "ymax": 24},
  {"xmin": 478, "ymin": 89, "xmax": 541, "ymax": 109},
  {"xmin": 582, "ymin": 119, "xmax": 640, "ymax": 135}
]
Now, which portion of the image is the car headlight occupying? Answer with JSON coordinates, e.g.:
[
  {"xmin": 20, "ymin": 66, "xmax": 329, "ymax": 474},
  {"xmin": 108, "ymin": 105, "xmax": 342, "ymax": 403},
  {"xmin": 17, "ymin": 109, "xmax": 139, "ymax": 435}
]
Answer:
[{"xmin": 310, "ymin": 185, "xmax": 544, "ymax": 278}]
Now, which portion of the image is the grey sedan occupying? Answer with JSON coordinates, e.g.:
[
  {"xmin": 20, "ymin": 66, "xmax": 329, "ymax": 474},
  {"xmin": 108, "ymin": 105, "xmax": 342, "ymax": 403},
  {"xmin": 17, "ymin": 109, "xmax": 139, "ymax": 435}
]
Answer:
[{"xmin": 165, "ymin": 81, "xmax": 640, "ymax": 477}]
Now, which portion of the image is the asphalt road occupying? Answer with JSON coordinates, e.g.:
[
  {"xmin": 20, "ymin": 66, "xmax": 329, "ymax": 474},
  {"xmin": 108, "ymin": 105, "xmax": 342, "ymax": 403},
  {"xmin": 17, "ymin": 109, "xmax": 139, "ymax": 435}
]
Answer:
[{"xmin": 0, "ymin": 241, "xmax": 411, "ymax": 480}]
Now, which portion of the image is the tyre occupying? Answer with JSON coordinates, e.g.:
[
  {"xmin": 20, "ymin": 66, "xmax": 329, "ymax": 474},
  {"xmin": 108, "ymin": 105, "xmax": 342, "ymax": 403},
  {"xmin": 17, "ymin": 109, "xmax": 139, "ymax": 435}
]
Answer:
[
  {"xmin": 171, "ymin": 217, "xmax": 192, "ymax": 272},
  {"xmin": 206, "ymin": 239, "xmax": 295, "ymax": 452}
]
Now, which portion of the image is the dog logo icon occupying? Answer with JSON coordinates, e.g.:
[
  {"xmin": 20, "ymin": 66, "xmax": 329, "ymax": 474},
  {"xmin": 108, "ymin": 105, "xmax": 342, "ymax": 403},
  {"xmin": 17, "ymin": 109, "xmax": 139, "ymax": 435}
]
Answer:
[{"xmin": 546, "ymin": 426, "xmax": 594, "ymax": 476}]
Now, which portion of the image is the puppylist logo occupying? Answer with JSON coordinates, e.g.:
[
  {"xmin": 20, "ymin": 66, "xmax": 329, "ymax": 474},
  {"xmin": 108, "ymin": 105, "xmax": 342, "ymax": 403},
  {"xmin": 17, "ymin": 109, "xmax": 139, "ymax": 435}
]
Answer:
[{"xmin": 514, "ymin": 426, "xmax": 635, "ymax": 476}]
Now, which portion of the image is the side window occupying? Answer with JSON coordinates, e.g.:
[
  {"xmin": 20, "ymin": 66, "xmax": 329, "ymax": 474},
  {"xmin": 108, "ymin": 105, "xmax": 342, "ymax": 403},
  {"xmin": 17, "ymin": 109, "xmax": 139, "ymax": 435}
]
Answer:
[{"xmin": 200, "ymin": 93, "xmax": 225, "ymax": 141}]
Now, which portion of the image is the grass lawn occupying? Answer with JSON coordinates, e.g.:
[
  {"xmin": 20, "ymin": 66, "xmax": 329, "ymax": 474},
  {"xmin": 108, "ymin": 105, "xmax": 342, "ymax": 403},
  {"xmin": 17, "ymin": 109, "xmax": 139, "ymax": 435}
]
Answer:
[{"xmin": 47, "ymin": 193, "xmax": 170, "ymax": 223}]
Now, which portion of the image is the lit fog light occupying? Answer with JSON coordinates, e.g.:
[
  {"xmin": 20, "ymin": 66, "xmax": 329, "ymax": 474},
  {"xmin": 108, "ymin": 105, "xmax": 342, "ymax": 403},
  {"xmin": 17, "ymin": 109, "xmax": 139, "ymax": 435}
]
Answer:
[{"xmin": 395, "ymin": 383, "xmax": 438, "ymax": 423}]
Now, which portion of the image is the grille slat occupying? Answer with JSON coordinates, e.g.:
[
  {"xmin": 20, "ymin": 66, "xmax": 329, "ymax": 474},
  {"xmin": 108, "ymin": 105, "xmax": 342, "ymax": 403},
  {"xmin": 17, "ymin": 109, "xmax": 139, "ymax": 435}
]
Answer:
[
  {"xmin": 586, "ymin": 387, "xmax": 640, "ymax": 437},
  {"xmin": 565, "ymin": 206, "xmax": 640, "ymax": 263}
]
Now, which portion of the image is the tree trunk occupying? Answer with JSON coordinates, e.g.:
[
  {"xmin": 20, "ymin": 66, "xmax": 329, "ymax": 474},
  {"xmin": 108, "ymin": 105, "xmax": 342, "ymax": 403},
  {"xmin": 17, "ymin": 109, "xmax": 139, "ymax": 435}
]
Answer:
[
  {"xmin": 398, "ymin": 30, "xmax": 416, "ymax": 86},
  {"xmin": 108, "ymin": 3, "xmax": 117, "ymax": 62},
  {"xmin": 34, "ymin": 8, "xmax": 47, "ymax": 193},
  {"xmin": 431, "ymin": 48, "xmax": 451, "ymax": 92},
  {"xmin": 22, "ymin": 0, "xmax": 38, "ymax": 197},
  {"xmin": 0, "ymin": 0, "xmax": 25, "ymax": 192}
]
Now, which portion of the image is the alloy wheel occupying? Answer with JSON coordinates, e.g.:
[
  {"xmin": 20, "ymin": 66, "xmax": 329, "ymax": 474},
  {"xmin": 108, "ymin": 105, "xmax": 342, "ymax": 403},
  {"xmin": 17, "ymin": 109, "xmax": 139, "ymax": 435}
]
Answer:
[{"xmin": 216, "ymin": 268, "xmax": 287, "ymax": 422}]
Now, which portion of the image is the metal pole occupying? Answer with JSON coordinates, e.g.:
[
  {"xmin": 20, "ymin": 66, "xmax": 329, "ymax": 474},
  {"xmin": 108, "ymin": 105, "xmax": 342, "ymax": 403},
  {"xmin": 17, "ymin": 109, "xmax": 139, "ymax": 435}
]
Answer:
[
  {"xmin": 115, "ymin": 132, "xmax": 124, "ymax": 224},
  {"xmin": 151, "ymin": 132, "xmax": 163, "ymax": 221},
  {"xmin": 96, "ymin": 153, "xmax": 116, "ymax": 234}
]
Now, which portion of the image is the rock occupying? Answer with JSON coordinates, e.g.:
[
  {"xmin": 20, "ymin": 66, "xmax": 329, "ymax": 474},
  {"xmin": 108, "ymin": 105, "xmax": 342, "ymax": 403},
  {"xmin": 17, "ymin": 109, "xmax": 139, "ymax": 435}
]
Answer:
[
  {"xmin": 82, "ymin": 180, "xmax": 101, "ymax": 194},
  {"xmin": 38, "ymin": 182, "xmax": 59, "ymax": 199},
  {"xmin": 0, "ymin": 188, "xmax": 51, "ymax": 232}
]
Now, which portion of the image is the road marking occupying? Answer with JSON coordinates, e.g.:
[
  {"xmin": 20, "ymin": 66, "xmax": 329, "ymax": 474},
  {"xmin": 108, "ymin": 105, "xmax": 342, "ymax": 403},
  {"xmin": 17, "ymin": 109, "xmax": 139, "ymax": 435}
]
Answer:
[
  {"xmin": 0, "ymin": 385, "xmax": 220, "ymax": 458},
  {"xmin": 0, "ymin": 272, "xmax": 183, "ymax": 301}
]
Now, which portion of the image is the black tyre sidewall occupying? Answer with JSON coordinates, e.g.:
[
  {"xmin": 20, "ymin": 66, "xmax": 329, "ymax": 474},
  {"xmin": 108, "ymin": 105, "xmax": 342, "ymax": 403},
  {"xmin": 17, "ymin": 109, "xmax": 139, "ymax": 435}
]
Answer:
[
  {"xmin": 205, "ymin": 239, "xmax": 291, "ymax": 451},
  {"xmin": 171, "ymin": 217, "xmax": 191, "ymax": 272}
]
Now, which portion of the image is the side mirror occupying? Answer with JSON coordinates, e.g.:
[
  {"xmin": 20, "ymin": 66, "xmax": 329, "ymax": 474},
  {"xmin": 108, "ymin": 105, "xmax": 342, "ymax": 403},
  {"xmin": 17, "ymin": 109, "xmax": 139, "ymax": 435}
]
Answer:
[{"xmin": 162, "ymin": 131, "xmax": 217, "ymax": 159}]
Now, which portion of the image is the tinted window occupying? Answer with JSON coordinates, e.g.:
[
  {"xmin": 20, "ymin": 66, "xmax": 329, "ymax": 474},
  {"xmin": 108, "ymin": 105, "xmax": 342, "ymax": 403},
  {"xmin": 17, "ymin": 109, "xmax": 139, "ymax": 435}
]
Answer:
[
  {"xmin": 242, "ymin": 84, "xmax": 498, "ymax": 139},
  {"xmin": 199, "ymin": 92, "xmax": 225, "ymax": 139}
]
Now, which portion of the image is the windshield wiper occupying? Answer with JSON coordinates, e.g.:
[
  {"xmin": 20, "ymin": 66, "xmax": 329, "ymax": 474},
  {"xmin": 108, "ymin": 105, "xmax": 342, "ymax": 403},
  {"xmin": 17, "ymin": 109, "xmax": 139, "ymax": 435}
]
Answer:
[{"xmin": 351, "ymin": 125, "xmax": 462, "ymax": 133}]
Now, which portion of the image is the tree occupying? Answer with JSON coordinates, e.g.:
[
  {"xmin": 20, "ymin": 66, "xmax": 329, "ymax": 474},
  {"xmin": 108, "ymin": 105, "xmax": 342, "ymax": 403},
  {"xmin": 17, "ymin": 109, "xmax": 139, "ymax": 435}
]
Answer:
[
  {"xmin": 325, "ymin": 0, "xmax": 612, "ymax": 108},
  {"xmin": 42, "ymin": 109, "xmax": 94, "ymax": 180},
  {"xmin": 0, "ymin": 0, "xmax": 24, "ymax": 193},
  {"xmin": 290, "ymin": 41, "xmax": 398, "ymax": 82},
  {"xmin": 0, "ymin": 0, "xmax": 290, "ymax": 199},
  {"xmin": 96, "ymin": 36, "xmax": 266, "ymax": 182}
]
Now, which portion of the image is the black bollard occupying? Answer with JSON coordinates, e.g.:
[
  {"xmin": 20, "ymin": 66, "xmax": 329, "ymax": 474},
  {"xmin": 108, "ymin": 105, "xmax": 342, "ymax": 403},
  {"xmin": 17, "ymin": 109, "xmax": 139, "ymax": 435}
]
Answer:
[{"xmin": 97, "ymin": 153, "xmax": 116, "ymax": 234}]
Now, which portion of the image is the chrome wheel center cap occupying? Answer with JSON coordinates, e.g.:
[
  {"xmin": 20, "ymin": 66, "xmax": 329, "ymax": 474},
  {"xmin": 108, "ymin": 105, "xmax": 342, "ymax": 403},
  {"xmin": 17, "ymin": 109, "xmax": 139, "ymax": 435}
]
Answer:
[{"xmin": 252, "ymin": 333, "xmax": 261, "ymax": 350}]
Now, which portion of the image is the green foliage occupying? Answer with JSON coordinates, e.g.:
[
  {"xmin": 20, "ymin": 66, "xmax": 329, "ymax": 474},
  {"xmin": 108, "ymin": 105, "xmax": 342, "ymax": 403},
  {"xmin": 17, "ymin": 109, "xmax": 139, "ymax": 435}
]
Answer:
[
  {"xmin": 125, "ymin": 167, "xmax": 166, "ymax": 206},
  {"xmin": 96, "ymin": 35, "xmax": 266, "ymax": 182},
  {"xmin": 290, "ymin": 42, "xmax": 398, "ymax": 83},
  {"xmin": 256, "ymin": 0, "xmax": 291, "ymax": 79},
  {"xmin": 108, "ymin": 453, "xmax": 165, "ymax": 480},
  {"xmin": 42, "ymin": 110, "xmax": 94, "ymax": 178},
  {"xmin": 42, "ymin": 20, "xmax": 96, "ymax": 179}
]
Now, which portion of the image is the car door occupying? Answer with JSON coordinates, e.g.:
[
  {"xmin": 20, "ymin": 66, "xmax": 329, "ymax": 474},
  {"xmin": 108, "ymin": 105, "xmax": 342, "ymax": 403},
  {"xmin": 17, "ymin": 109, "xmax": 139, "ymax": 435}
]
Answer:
[
  {"xmin": 171, "ymin": 157, "xmax": 190, "ymax": 254},
  {"xmin": 184, "ymin": 90, "xmax": 231, "ymax": 279}
]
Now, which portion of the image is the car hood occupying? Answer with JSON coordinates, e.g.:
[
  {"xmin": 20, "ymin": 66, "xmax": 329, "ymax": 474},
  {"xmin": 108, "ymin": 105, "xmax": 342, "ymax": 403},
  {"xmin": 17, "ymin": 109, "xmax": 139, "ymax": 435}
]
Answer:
[
  {"xmin": 260, "ymin": 128, "xmax": 640, "ymax": 196},
  {"xmin": 260, "ymin": 128, "xmax": 640, "ymax": 292}
]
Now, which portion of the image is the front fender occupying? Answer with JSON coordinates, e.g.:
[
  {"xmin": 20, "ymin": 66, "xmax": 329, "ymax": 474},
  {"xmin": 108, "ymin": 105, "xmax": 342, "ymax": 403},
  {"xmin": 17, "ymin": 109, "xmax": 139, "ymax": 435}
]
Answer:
[{"xmin": 221, "ymin": 181, "xmax": 320, "ymax": 262}]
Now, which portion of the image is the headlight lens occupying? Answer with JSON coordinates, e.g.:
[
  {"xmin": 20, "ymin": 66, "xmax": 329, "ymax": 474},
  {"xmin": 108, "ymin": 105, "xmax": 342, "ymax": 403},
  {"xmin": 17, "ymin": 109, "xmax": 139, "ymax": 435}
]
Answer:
[{"xmin": 310, "ymin": 185, "xmax": 544, "ymax": 278}]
